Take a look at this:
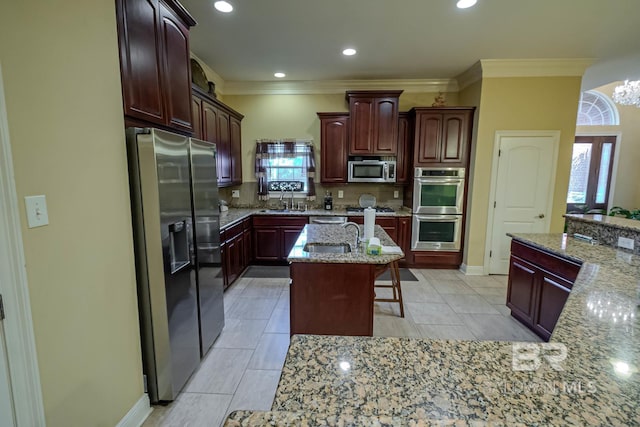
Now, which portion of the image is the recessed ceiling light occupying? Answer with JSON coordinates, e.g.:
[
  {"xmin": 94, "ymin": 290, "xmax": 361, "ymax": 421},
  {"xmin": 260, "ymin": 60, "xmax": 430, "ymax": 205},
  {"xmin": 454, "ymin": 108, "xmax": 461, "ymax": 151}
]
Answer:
[
  {"xmin": 342, "ymin": 48, "xmax": 357, "ymax": 56},
  {"xmin": 214, "ymin": 1, "xmax": 233, "ymax": 13},
  {"xmin": 456, "ymin": 0, "xmax": 477, "ymax": 8},
  {"xmin": 274, "ymin": 72, "xmax": 286, "ymax": 78}
]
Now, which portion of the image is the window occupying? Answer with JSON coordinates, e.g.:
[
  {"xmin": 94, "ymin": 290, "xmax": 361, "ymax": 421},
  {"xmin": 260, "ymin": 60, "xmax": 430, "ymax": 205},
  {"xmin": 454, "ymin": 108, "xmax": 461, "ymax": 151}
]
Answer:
[
  {"xmin": 576, "ymin": 91, "xmax": 619, "ymax": 126},
  {"xmin": 255, "ymin": 140, "xmax": 317, "ymax": 201},
  {"xmin": 264, "ymin": 145, "xmax": 310, "ymax": 194},
  {"xmin": 566, "ymin": 136, "xmax": 616, "ymax": 213}
]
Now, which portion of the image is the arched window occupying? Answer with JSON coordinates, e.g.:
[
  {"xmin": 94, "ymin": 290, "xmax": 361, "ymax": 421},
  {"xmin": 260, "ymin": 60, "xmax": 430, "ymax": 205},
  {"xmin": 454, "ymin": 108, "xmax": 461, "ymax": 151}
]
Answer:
[{"xmin": 576, "ymin": 90, "xmax": 619, "ymax": 126}]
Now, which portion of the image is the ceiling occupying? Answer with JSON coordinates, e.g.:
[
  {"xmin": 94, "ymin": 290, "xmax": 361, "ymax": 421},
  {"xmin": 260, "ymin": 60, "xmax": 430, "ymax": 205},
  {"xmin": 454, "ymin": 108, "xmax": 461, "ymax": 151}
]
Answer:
[{"xmin": 181, "ymin": 0, "xmax": 640, "ymax": 85}]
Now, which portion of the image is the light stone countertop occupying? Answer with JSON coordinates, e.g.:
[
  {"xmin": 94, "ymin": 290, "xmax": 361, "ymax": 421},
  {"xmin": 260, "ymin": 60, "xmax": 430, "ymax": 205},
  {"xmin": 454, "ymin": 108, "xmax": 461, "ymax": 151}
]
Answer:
[
  {"xmin": 225, "ymin": 233, "xmax": 640, "ymax": 426},
  {"xmin": 565, "ymin": 213, "xmax": 640, "ymax": 233},
  {"xmin": 219, "ymin": 207, "xmax": 412, "ymax": 230},
  {"xmin": 286, "ymin": 224, "xmax": 403, "ymax": 264}
]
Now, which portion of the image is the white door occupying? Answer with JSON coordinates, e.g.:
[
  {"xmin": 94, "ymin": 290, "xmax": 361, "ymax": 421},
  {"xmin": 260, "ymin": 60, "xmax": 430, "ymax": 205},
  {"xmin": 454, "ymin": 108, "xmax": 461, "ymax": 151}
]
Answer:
[
  {"xmin": 0, "ymin": 318, "xmax": 16, "ymax": 427},
  {"xmin": 488, "ymin": 132, "xmax": 559, "ymax": 274}
]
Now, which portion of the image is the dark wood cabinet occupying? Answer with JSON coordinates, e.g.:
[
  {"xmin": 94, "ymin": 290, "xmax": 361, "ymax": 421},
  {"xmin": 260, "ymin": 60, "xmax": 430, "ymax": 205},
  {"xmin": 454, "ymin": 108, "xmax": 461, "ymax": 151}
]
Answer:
[
  {"xmin": 220, "ymin": 218, "xmax": 251, "ymax": 289},
  {"xmin": 116, "ymin": 0, "xmax": 195, "ymax": 133},
  {"xmin": 252, "ymin": 216, "xmax": 307, "ymax": 264},
  {"xmin": 410, "ymin": 107, "xmax": 474, "ymax": 167},
  {"xmin": 290, "ymin": 263, "xmax": 375, "ymax": 336},
  {"xmin": 216, "ymin": 109, "xmax": 231, "ymax": 184},
  {"xmin": 346, "ymin": 91, "xmax": 402, "ymax": 155},
  {"xmin": 507, "ymin": 240, "xmax": 581, "ymax": 341},
  {"xmin": 318, "ymin": 113, "xmax": 349, "ymax": 183},
  {"xmin": 191, "ymin": 87, "xmax": 244, "ymax": 187},
  {"xmin": 230, "ymin": 116, "xmax": 243, "ymax": 185},
  {"xmin": 395, "ymin": 113, "xmax": 411, "ymax": 184},
  {"xmin": 253, "ymin": 228, "xmax": 280, "ymax": 261},
  {"xmin": 397, "ymin": 216, "xmax": 412, "ymax": 265}
]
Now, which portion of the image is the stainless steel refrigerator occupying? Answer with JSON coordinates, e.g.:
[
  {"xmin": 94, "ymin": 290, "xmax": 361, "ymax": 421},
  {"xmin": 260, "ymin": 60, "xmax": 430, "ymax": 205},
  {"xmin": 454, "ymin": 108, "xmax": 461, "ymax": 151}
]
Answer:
[{"xmin": 126, "ymin": 128, "xmax": 224, "ymax": 403}]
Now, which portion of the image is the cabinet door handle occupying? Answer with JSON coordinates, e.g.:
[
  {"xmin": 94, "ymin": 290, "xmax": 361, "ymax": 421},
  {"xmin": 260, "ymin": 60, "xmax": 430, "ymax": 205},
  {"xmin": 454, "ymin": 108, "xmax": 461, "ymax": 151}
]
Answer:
[{"xmin": 537, "ymin": 214, "xmax": 545, "ymax": 219}]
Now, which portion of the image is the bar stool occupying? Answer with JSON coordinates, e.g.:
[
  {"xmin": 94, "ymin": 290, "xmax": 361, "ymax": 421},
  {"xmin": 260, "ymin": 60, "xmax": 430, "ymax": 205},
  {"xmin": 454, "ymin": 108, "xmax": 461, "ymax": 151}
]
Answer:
[{"xmin": 374, "ymin": 260, "xmax": 405, "ymax": 318}]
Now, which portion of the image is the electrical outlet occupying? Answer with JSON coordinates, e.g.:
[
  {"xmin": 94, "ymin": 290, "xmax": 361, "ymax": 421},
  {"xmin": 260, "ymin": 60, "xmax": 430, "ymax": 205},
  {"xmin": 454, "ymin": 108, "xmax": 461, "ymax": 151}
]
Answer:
[
  {"xmin": 231, "ymin": 190, "xmax": 240, "ymax": 198},
  {"xmin": 393, "ymin": 190, "xmax": 399, "ymax": 199},
  {"xmin": 25, "ymin": 195, "xmax": 49, "ymax": 228},
  {"xmin": 618, "ymin": 236, "xmax": 635, "ymax": 250},
  {"xmin": 338, "ymin": 190, "xmax": 344, "ymax": 199}
]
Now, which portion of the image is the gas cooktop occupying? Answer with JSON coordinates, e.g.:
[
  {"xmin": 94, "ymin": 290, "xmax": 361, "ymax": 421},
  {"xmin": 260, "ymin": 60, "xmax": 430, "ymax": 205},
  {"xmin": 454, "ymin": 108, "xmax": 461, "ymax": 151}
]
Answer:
[{"xmin": 345, "ymin": 206, "xmax": 395, "ymax": 213}]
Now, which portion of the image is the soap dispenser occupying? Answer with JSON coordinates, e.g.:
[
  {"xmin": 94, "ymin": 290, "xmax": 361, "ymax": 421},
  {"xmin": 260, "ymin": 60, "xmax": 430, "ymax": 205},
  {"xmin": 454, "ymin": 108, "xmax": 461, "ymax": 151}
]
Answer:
[{"xmin": 324, "ymin": 191, "xmax": 333, "ymax": 210}]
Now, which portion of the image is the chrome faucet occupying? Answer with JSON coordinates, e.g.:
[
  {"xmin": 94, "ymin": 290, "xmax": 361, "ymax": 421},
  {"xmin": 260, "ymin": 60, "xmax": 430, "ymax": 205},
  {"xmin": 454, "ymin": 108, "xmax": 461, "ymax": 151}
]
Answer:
[
  {"xmin": 279, "ymin": 188, "xmax": 287, "ymax": 210},
  {"xmin": 290, "ymin": 187, "xmax": 295, "ymax": 210},
  {"xmin": 342, "ymin": 222, "xmax": 361, "ymax": 251}
]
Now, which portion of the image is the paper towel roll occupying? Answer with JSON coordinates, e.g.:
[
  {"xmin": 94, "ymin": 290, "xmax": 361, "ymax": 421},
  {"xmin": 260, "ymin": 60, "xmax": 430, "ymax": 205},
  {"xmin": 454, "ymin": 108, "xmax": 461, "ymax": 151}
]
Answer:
[{"xmin": 364, "ymin": 207, "xmax": 375, "ymax": 241}]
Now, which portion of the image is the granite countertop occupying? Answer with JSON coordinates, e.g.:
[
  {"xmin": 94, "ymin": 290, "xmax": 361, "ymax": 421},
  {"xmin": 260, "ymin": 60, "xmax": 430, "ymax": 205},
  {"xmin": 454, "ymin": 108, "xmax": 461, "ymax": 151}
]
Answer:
[
  {"xmin": 226, "ymin": 233, "xmax": 639, "ymax": 425},
  {"xmin": 287, "ymin": 224, "xmax": 403, "ymax": 265},
  {"xmin": 219, "ymin": 207, "xmax": 412, "ymax": 229},
  {"xmin": 565, "ymin": 213, "xmax": 640, "ymax": 233}
]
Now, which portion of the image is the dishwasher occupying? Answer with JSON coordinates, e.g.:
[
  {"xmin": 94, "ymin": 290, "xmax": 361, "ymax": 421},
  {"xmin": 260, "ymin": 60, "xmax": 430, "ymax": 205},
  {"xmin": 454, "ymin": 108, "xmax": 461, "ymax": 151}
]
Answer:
[{"xmin": 309, "ymin": 216, "xmax": 347, "ymax": 224}]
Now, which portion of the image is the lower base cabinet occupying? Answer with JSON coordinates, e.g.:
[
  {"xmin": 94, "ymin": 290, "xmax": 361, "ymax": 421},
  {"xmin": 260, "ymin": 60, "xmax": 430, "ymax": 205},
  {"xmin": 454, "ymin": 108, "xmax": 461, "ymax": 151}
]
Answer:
[
  {"xmin": 220, "ymin": 217, "xmax": 252, "ymax": 289},
  {"xmin": 411, "ymin": 251, "xmax": 462, "ymax": 268},
  {"xmin": 507, "ymin": 240, "xmax": 581, "ymax": 341},
  {"xmin": 253, "ymin": 216, "xmax": 308, "ymax": 264}
]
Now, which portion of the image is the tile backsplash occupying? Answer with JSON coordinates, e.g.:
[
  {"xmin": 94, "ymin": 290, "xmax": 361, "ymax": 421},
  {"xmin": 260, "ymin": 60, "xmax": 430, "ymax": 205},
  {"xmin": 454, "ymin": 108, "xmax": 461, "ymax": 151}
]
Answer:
[{"xmin": 219, "ymin": 182, "xmax": 406, "ymax": 210}]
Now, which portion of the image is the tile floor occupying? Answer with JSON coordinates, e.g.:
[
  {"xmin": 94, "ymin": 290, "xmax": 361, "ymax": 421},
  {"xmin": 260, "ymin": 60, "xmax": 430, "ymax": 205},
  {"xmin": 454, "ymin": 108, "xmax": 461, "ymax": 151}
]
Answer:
[{"xmin": 143, "ymin": 268, "xmax": 541, "ymax": 427}]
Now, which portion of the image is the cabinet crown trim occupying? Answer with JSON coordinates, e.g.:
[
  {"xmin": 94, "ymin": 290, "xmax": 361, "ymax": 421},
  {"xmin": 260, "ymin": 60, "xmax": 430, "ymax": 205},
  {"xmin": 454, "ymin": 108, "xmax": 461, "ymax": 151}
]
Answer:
[
  {"xmin": 163, "ymin": 0, "xmax": 196, "ymax": 26},
  {"xmin": 346, "ymin": 90, "xmax": 404, "ymax": 100}
]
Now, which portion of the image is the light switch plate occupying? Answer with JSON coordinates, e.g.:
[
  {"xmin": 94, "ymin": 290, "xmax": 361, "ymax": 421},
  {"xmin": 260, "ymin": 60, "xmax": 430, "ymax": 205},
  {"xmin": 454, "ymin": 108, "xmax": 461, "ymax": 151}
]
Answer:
[
  {"xmin": 394, "ymin": 190, "xmax": 399, "ymax": 198},
  {"xmin": 618, "ymin": 236, "xmax": 635, "ymax": 250},
  {"xmin": 25, "ymin": 195, "xmax": 49, "ymax": 228},
  {"xmin": 338, "ymin": 190, "xmax": 344, "ymax": 199},
  {"xmin": 231, "ymin": 190, "xmax": 240, "ymax": 198}
]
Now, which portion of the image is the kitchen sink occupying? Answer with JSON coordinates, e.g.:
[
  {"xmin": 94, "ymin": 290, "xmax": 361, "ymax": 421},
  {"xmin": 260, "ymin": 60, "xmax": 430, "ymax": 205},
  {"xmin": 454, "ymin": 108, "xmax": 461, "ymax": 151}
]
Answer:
[
  {"xmin": 303, "ymin": 243, "xmax": 352, "ymax": 254},
  {"xmin": 259, "ymin": 209, "xmax": 289, "ymax": 213}
]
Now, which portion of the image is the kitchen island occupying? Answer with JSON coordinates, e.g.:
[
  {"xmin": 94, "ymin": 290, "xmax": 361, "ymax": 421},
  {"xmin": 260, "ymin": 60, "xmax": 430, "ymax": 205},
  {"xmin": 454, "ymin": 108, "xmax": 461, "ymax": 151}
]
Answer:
[
  {"xmin": 287, "ymin": 224, "xmax": 403, "ymax": 336},
  {"xmin": 224, "ymin": 232, "xmax": 639, "ymax": 426}
]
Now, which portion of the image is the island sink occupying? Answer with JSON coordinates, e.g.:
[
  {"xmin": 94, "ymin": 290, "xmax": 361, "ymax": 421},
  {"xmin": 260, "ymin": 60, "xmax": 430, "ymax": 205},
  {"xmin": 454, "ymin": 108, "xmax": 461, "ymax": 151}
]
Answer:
[{"xmin": 302, "ymin": 243, "xmax": 352, "ymax": 253}]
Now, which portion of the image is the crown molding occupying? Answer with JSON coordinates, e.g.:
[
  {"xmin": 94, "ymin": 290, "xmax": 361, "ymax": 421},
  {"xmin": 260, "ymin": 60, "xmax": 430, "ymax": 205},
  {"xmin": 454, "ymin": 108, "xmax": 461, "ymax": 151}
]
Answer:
[
  {"xmin": 456, "ymin": 61, "xmax": 483, "ymax": 91},
  {"xmin": 479, "ymin": 58, "xmax": 595, "ymax": 78},
  {"xmin": 221, "ymin": 79, "xmax": 458, "ymax": 95}
]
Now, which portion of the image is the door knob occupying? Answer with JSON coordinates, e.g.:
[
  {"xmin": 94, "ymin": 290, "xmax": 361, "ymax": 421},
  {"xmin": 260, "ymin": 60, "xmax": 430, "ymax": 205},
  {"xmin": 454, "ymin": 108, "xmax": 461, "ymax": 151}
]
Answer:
[{"xmin": 537, "ymin": 213, "xmax": 545, "ymax": 219}]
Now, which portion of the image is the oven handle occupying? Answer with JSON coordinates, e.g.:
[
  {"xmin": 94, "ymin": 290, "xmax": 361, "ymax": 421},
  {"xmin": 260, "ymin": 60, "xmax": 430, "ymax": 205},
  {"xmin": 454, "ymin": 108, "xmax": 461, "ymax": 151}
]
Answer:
[
  {"xmin": 414, "ymin": 214, "xmax": 462, "ymax": 222},
  {"xmin": 415, "ymin": 177, "xmax": 465, "ymax": 184}
]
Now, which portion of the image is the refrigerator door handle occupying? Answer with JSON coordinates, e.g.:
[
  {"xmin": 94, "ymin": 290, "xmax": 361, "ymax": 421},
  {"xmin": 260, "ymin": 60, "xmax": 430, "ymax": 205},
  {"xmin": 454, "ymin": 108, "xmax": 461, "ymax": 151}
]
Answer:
[{"xmin": 168, "ymin": 221, "xmax": 185, "ymax": 233}]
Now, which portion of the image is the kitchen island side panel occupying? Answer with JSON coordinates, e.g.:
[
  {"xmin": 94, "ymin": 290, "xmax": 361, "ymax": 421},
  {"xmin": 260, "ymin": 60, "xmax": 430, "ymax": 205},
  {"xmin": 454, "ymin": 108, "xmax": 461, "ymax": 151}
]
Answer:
[{"xmin": 290, "ymin": 263, "xmax": 375, "ymax": 336}]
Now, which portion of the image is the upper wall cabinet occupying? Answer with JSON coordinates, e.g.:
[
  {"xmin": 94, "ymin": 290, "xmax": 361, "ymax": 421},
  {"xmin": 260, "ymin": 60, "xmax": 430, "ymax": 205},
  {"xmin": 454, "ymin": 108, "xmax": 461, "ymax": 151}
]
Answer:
[
  {"xmin": 192, "ymin": 86, "xmax": 244, "ymax": 187},
  {"xmin": 346, "ymin": 90, "xmax": 403, "ymax": 156},
  {"xmin": 410, "ymin": 107, "xmax": 475, "ymax": 167},
  {"xmin": 395, "ymin": 112, "xmax": 411, "ymax": 184},
  {"xmin": 116, "ymin": 0, "xmax": 196, "ymax": 133},
  {"xmin": 318, "ymin": 113, "xmax": 349, "ymax": 183}
]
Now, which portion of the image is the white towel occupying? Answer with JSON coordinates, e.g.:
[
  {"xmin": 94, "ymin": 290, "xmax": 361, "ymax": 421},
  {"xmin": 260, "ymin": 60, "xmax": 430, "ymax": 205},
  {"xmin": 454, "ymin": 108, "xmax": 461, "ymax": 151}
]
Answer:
[{"xmin": 381, "ymin": 246, "xmax": 403, "ymax": 254}]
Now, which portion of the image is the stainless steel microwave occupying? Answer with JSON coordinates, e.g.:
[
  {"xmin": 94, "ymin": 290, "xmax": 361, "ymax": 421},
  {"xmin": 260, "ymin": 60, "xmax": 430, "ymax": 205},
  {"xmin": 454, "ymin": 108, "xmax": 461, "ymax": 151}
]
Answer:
[{"xmin": 348, "ymin": 160, "xmax": 396, "ymax": 183}]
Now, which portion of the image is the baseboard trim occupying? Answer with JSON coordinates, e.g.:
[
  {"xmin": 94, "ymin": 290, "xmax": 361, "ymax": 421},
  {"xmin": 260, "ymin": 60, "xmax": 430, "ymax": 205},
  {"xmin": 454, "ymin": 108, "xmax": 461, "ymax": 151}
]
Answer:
[
  {"xmin": 459, "ymin": 264, "xmax": 485, "ymax": 275},
  {"xmin": 116, "ymin": 394, "xmax": 152, "ymax": 427}
]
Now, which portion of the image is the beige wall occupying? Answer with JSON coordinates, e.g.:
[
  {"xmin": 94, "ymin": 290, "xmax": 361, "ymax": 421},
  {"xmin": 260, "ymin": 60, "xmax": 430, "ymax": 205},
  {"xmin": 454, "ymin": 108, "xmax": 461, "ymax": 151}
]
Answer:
[
  {"xmin": 463, "ymin": 77, "xmax": 582, "ymax": 267},
  {"xmin": 0, "ymin": 1, "xmax": 143, "ymax": 426},
  {"xmin": 577, "ymin": 82, "xmax": 640, "ymax": 209},
  {"xmin": 457, "ymin": 80, "xmax": 483, "ymax": 262}
]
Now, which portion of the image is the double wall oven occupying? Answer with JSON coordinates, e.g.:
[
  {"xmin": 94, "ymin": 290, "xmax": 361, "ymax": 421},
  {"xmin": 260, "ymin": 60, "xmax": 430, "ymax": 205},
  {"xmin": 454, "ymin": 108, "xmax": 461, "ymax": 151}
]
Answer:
[{"xmin": 411, "ymin": 167, "xmax": 465, "ymax": 251}]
